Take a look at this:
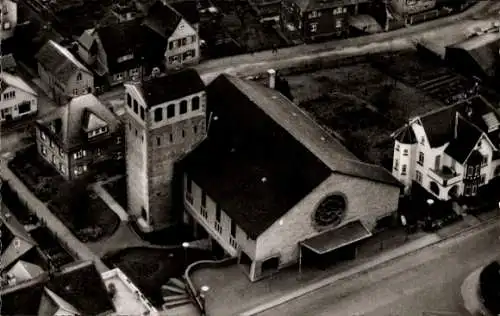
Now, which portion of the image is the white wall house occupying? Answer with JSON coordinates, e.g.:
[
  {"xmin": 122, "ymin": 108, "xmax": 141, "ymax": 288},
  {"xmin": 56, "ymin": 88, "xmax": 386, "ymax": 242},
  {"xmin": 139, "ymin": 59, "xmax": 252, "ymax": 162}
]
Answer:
[
  {"xmin": 0, "ymin": 0, "xmax": 17, "ymax": 40},
  {"xmin": 392, "ymin": 95, "xmax": 500, "ymax": 201},
  {"xmin": 0, "ymin": 72, "xmax": 38, "ymax": 122}
]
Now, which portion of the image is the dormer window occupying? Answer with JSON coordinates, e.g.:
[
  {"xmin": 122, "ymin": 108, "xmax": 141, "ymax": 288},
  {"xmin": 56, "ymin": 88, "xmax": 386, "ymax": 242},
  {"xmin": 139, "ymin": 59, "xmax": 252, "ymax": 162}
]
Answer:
[{"xmin": 117, "ymin": 54, "xmax": 133, "ymax": 63}]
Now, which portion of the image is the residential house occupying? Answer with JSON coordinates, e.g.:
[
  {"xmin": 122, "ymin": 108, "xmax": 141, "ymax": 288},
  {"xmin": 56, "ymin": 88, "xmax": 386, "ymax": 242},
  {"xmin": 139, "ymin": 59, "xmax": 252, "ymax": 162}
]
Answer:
[
  {"xmin": 0, "ymin": 53, "xmax": 17, "ymax": 73},
  {"xmin": 445, "ymin": 32, "xmax": 500, "ymax": 81},
  {"xmin": 181, "ymin": 73, "xmax": 401, "ymax": 281},
  {"xmin": 1, "ymin": 261, "xmax": 116, "ymax": 316},
  {"xmin": 0, "ymin": 0, "xmax": 17, "ymax": 40},
  {"xmin": 35, "ymin": 40, "xmax": 94, "ymax": 104},
  {"xmin": 143, "ymin": 1, "xmax": 200, "ymax": 70},
  {"xmin": 101, "ymin": 268, "xmax": 158, "ymax": 315},
  {"xmin": 392, "ymin": 95, "xmax": 500, "ymax": 201},
  {"xmin": 123, "ymin": 68, "xmax": 206, "ymax": 232},
  {"xmin": 280, "ymin": 0, "xmax": 372, "ymax": 41},
  {"xmin": 76, "ymin": 20, "xmax": 165, "ymax": 88},
  {"xmin": 0, "ymin": 72, "xmax": 38, "ymax": 122},
  {"xmin": 35, "ymin": 94, "xmax": 122, "ymax": 180}
]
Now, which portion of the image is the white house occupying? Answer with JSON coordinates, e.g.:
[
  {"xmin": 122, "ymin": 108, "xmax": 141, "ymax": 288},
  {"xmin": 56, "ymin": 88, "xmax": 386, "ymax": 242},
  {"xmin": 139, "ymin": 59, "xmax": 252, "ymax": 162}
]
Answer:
[
  {"xmin": 392, "ymin": 95, "xmax": 500, "ymax": 200},
  {"xmin": 0, "ymin": 0, "xmax": 17, "ymax": 40},
  {"xmin": 181, "ymin": 73, "xmax": 402, "ymax": 281},
  {"xmin": 0, "ymin": 72, "xmax": 38, "ymax": 122}
]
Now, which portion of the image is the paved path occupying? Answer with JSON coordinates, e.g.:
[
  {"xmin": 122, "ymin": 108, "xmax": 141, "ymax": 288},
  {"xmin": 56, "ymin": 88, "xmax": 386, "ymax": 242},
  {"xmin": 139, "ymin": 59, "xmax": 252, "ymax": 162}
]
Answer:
[
  {"xmin": 254, "ymin": 219, "xmax": 500, "ymax": 316},
  {"xmin": 91, "ymin": 177, "xmax": 129, "ymax": 221},
  {"xmin": 194, "ymin": 0, "xmax": 496, "ymax": 82},
  {"xmin": 461, "ymin": 267, "xmax": 490, "ymax": 316},
  {"xmin": 0, "ymin": 158, "xmax": 109, "ymax": 273}
]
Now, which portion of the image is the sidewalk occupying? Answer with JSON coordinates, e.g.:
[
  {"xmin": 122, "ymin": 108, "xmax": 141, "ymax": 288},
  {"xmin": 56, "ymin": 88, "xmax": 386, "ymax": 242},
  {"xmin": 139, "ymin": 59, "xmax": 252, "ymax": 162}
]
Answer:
[
  {"xmin": 194, "ymin": 0, "xmax": 493, "ymax": 81},
  {"xmin": 91, "ymin": 177, "xmax": 129, "ymax": 221},
  {"xmin": 0, "ymin": 158, "xmax": 109, "ymax": 273}
]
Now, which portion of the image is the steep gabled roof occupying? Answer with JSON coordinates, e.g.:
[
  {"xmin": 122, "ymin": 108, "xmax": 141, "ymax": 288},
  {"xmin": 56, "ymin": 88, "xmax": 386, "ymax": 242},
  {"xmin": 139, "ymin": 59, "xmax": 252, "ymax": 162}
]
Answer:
[
  {"xmin": 35, "ymin": 40, "xmax": 91, "ymax": 83},
  {"xmin": 170, "ymin": 1, "xmax": 200, "ymax": 25},
  {"xmin": 129, "ymin": 68, "xmax": 205, "ymax": 107},
  {"xmin": 393, "ymin": 124, "xmax": 417, "ymax": 144},
  {"xmin": 143, "ymin": 1, "xmax": 183, "ymax": 38},
  {"xmin": 183, "ymin": 74, "xmax": 400, "ymax": 238},
  {"xmin": 36, "ymin": 94, "xmax": 121, "ymax": 150},
  {"xmin": 444, "ymin": 115, "xmax": 483, "ymax": 164},
  {"xmin": 44, "ymin": 288, "xmax": 81, "ymax": 315},
  {"xmin": 8, "ymin": 260, "xmax": 45, "ymax": 282},
  {"xmin": 0, "ymin": 72, "xmax": 37, "ymax": 95}
]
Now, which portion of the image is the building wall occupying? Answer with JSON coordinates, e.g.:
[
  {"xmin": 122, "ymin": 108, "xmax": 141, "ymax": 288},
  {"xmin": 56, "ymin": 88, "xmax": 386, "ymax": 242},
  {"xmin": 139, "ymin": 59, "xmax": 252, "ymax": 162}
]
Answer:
[
  {"xmin": 255, "ymin": 173, "xmax": 399, "ymax": 271},
  {"xmin": 0, "ymin": 0, "xmax": 17, "ymax": 40},
  {"xmin": 165, "ymin": 19, "xmax": 200, "ymax": 69},
  {"xmin": 302, "ymin": 6, "xmax": 348, "ymax": 40},
  {"xmin": 392, "ymin": 140, "xmax": 416, "ymax": 190},
  {"xmin": 36, "ymin": 127, "xmax": 70, "ymax": 180},
  {"xmin": 183, "ymin": 177, "xmax": 257, "ymax": 259},
  {"xmin": 0, "ymin": 86, "xmax": 37, "ymax": 121},
  {"xmin": 66, "ymin": 71, "xmax": 94, "ymax": 96}
]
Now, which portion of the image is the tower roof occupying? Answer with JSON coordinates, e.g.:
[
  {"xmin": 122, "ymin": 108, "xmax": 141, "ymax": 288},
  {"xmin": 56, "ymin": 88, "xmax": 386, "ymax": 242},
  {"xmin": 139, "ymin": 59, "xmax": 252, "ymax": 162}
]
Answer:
[{"xmin": 394, "ymin": 124, "xmax": 417, "ymax": 144}]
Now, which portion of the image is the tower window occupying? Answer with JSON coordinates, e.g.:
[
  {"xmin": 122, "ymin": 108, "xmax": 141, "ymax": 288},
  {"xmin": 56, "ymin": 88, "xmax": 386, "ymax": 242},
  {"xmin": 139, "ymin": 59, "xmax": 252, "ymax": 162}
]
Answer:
[
  {"xmin": 182, "ymin": 129, "xmax": 185, "ymax": 138},
  {"xmin": 401, "ymin": 164, "xmax": 407, "ymax": 176},
  {"xmin": 180, "ymin": 100, "xmax": 188, "ymax": 114},
  {"xmin": 133, "ymin": 100, "xmax": 138, "ymax": 114},
  {"xmin": 154, "ymin": 108, "xmax": 163, "ymax": 122},
  {"xmin": 169, "ymin": 133, "xmax": 173, "ymax": 142},
  {"xmin": 193, "ymin": 126, "xmax": 198, "ymax": 134},
  {"xmin": 157, "ymin": 137, "xmax": 161, "ymax": 146},
  {"xmin": 167, "ymin": 104, "xmax": 175, "ymax": 118},
  {"xmin": 417, "ymin": 152, "xmax": 424, "ymax": 166},
  {"xmin": 192, "ymin": 96, "xmax": 200, "ymax": 111}
]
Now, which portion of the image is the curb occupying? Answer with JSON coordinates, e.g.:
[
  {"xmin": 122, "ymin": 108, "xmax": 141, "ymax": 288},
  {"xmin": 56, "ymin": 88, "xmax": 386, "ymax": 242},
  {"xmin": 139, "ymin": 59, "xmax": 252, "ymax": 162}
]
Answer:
[{"xmin": 241, "ymin": 212, "xmax": 500, "ymax": 316}]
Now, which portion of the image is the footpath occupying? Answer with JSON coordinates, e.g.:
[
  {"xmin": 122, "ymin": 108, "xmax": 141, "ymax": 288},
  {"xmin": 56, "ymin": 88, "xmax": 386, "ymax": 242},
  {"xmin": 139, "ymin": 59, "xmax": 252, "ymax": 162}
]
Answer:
[
  {"xmin": 0, "ymin": 158, "xmax": 109, "ymax": 273},
  {"xmin": 188, "ymin": 213, "xmax": 499, "ymax": 316}
]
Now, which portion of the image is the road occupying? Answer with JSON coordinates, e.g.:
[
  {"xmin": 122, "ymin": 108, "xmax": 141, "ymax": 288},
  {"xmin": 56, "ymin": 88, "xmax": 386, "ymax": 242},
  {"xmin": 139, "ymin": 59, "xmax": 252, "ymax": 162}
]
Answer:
[
  {"xmin": 256, "ymin": 220, "xmax": 500, "ymax": 316},
  {"xmin": 195, "ymin": 0, "xmax": 500, "ymax": 82}
]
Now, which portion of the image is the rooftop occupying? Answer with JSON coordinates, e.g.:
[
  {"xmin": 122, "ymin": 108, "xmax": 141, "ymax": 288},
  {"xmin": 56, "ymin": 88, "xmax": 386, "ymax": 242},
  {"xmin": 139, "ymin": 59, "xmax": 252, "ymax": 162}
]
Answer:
[
  {"xmin": 101, "ymin": 268, "xmax": 158, "ymax": 315},
  {"xmin": 0, "ymin": 72, "xmax": 37, "ymax": 95}
]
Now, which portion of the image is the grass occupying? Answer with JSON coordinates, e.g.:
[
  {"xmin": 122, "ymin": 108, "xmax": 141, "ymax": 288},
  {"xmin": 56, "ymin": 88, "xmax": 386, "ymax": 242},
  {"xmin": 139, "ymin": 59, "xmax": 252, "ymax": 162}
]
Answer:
[
  {"xmin": 286, "ymin": 53, "xmax": 448, "ymax": 166},
  {"xmin": 103, "ymin": 247, "xmax": 214, "ymax": 306},
  {"xmin": 8, "ymin": 146, "xmax": 120, "ymax": 243}
]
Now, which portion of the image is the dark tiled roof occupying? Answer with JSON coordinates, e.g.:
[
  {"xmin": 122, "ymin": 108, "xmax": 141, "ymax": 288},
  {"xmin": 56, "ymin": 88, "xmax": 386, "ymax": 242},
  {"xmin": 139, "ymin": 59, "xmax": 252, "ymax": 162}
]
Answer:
[
  {"xmin": 36, "ymin": 94, "xmax": 121, "ymax": 151},
  {"xmin": 289, "ymin": 0, "xmax": 371, "ymax": 12},
  {"xmin": 143, "ymin": 1, "xmax": 182, "ymax": 38},
  {"xmin": 35, "ymin": 40, "xmax": 91, "ymax": 83},
  {"xmin": 183, "ymin": 75, "xmax": 331, "ymax": 238},
  {"xmin": 132, "ymin": 68, "xmax": 205, "ymax": 107},
  {"xmin": 170, "ymin": 1, "xmax": 200, "ymax": 25},
  {"xmin": 0, "ymin": 278, "xmax": 46, "ymax": 316},
  {"xmin": 47, "ymin": 261, "xmax": 115, "ymax": 315},
  {"xmin": 394, "ymin": 124, "xmax": 417, "ymax": 144},
  {"xmin": 96, "ymin": 20, "xmax": 166, "ymax": 74},
  {"xmin": 444, "ymin": 115, "xmax": 482, "ymax": 164},
  {"xmin": 183, "ymin": 74, "xmax": 400, "ymax": 238}
]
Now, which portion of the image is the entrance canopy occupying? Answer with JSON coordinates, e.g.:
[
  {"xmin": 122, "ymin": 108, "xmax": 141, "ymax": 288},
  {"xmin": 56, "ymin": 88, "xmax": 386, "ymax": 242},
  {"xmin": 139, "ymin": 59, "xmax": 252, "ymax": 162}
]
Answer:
[{"xmin": 301, "ymin": 220, "xmax": 372, "ymax": 255}]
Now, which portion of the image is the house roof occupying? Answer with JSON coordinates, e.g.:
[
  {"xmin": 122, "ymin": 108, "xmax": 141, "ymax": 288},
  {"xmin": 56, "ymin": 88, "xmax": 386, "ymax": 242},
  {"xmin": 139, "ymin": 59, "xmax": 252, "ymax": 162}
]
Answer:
[
  {"xmin": 143, "ymin": 1, "xmax": 183, "ymax": 38},
  {"xmin": 0, "ymin": 206, "xmax": 37, "ymax": 246},
  {"xmin": 393, "ymin": 124, "xmax": 417, "ymax": 144},
  {"xmin": 95, "ymin": 20, "xmax": 166, "ymax": 74},
  {"xmin": 447, "ymin": 32, "xmax": 500, "ymax": 78},
  {"xmin": 287, "ymin": 0, "xmax": 371, "ymax": 12},
  {"xmin": 419, "ymin": 95, "xmax": 500, "ymax": 148},
  {"xmin": 444, "ymin": 115, "xmax": 483, "ymax": 164},
  {"xmin": 0, "ymin": 53, "xmax": 17, "ymax": 70},
  {"xmin": 0, "ymin": 237, "xmax": 36, "ymax": 271},
  {"xmin": 36, "ymin": 94, "xmax": 121, "ymax": 151},
  {"xmin": 129, "ymin": 68, "xmax": 205, "ymax": 107},
  {"xmin": 0, "ymin": 72, "xmax": 37, "ymax": 95},
  {"xmin": 47, "ymin": 261, "xmax": 115, "ymax": 315},
  {"xmin": 44, "ymin": 288, "xmax": 82, "ymax": 315},
  {"xmin": 170, "ymin": 1, "xmax": 200, "ymax": 25},
  {"xmin": 183, "ymin": 74, "xmax": 400, "ymax": 238},
  {"xmin": 1, "ymin": 261, "xmax": 114, "ymax": 316},
  {"xmin": 78, "ymin": 28, "xmax": 95, "ymax": 51},
  {"xmin": 8, "ymin": 260, "xmax": 45, "ymax": 282},
  {"xmin": 35, "ymin": 40, "xmax": 91, "ymax": 83}
]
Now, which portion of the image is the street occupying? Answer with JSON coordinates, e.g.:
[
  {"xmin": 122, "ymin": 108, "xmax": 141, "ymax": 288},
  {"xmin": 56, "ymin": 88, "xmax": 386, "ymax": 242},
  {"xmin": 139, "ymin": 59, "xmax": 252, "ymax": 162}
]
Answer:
[{"xmin": 256, "ymin": 221, "xmax": 500, "ymax": 316}]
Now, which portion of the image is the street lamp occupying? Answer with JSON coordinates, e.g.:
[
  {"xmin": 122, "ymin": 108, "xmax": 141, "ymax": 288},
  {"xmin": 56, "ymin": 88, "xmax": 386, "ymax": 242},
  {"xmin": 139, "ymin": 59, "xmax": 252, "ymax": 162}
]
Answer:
[
  {"xmin": 198, "ymin": 285, "xmax": 210, "ymax": 315},
  {"xmin": 182, "ymin": 242, "xmax": 189, "ymax": 266}
]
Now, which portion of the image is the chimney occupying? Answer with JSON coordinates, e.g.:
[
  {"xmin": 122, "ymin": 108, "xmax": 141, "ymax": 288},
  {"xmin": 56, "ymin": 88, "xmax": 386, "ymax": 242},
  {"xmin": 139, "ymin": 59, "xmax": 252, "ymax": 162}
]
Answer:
[{"xmin": 267, "ymin": 69, "xmax": 276, "ymax": 89}]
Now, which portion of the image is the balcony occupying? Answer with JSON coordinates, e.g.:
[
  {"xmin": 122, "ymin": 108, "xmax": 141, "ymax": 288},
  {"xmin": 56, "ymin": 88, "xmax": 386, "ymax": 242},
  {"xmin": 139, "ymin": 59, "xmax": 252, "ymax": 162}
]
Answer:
[
  {"xmin": 229, "ymin": 236, "xmax": 238, "ymax": 249},
  {"xmin": 428, "ymin": 166, "xmax": 461, "ymax": 187},
  {"xmin": 214, "ymin": 221, "xmax": 222, "ymax": 234}
]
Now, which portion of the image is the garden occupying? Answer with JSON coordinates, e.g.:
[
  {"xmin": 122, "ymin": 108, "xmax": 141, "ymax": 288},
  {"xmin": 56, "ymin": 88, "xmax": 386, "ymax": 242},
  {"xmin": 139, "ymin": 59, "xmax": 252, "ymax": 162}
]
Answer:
[
  {"xmin": 30, "ymin": 226, "xmax": 75, "ymax": 269},
  {"xmin": 8, "ymin": 146, "xmax": 120, "ymax": 242},
  {"xmin": 103, "ymin": 247, "xmax": 214, "ymax": 306}
]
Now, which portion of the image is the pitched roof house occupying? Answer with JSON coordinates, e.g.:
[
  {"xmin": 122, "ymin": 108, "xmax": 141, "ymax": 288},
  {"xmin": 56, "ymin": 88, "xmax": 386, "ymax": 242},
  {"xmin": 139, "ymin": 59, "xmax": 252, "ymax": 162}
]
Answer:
[
  {"xmin": 393, "ymin": 95, "xmax": 500, "ymax": 200},
  {"xmin": 1, "ymin": 261, "xmax": 116, "ymax": 316},
  {"xmin": 0, "ymin": 71, "xmax": 38, "ymax": 122},
  {"xmin": 143, "ymin": 1, "xmax": 200, "ymax": 69},
  {"xmin": 182, "ymin": 73, "xmax": 401, "ymax": 281},
  {"xmin": 35, "ymin": 94, "xmax": 122, "ymax": 180},
  {"xmin": 36, "ymin": 40, "xmax": 94, "ymax": 104}
]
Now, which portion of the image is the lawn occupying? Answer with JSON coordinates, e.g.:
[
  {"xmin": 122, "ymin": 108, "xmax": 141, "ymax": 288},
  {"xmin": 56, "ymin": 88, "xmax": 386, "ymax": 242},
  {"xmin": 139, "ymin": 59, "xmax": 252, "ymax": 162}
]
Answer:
[
  {"xmin": 8, "ymin": 146, "xmax": 120, "ymax": 242},
  {"xmin": 103, "ymin": 247, "xmax": 214, "ymax": 306},
  {"xmin": 286, "ymin": 55, "xmax": 447, "ymax": 167}
]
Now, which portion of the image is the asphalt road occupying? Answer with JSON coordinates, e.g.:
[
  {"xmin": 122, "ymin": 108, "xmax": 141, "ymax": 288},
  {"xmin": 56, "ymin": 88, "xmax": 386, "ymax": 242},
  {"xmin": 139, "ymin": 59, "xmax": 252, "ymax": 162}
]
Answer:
[{"xmin": 256, "ymin": 221, "xmax": 500, "ymax": 316}]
